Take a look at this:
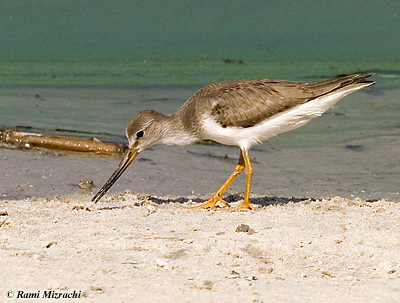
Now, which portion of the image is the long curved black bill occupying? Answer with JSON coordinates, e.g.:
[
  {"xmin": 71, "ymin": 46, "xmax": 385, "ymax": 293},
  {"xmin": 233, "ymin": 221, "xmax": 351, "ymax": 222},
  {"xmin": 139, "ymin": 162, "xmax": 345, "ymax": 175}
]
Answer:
[{"xmin": 92, "ymin": 149, "xmax": 139, "ymax": 203}]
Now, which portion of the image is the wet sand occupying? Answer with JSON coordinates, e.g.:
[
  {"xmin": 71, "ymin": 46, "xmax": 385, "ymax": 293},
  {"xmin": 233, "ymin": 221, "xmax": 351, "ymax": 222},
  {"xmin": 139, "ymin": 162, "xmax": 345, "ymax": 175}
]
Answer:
[
  {"xmin": 2, "ymin": 85, "xmax": 400, "ymax": 201},
  {"xmin": 1, "ymin": 193, "xmax": 399, "ymax": 302},
  {"xmin": 1, "ymin": 133, "xmax": 399, "ymax": 201}
]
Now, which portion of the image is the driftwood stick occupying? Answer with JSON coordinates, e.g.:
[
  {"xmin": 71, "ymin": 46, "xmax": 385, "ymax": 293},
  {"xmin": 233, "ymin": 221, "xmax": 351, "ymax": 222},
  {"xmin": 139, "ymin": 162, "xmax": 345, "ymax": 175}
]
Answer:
[{"xmin": 0, "ymin": 129, "xmax": 127, "ymax": 155}]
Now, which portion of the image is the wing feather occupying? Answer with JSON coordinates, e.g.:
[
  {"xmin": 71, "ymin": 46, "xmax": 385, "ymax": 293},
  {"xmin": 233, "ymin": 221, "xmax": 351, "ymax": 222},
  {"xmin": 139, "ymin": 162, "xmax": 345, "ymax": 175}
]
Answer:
[{"xmin": 189, "ymin": 74, "xmax": 373, "ymax": 128}]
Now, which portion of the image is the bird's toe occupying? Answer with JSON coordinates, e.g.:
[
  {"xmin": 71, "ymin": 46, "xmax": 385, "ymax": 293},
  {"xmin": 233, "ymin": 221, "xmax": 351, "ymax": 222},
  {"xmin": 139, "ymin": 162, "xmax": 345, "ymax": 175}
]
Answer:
[{"xmin": 189, "ymin": 195, "xmax": 230, "ymax": 209}]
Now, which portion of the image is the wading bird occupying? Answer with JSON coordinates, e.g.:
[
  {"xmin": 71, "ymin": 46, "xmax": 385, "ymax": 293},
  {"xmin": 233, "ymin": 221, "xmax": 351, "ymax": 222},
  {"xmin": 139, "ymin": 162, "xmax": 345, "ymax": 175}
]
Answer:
[{"xmin": 92, "ymin": 73, "xmax": 374, "ymax": 210}]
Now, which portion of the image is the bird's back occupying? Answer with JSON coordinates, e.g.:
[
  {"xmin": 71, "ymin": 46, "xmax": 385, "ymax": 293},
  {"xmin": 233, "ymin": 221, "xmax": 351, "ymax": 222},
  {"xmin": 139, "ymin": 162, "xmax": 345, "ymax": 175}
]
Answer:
[{"xmin": 176, "ymin": 73, "xmax": 374, "ymax": 147}]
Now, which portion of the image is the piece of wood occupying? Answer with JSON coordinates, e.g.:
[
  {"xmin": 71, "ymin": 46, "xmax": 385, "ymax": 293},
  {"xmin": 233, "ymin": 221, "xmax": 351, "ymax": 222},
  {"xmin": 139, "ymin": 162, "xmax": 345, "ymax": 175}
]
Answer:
[{"xmin": 0, "ymin": 130, "xmax": 127, "ymax": 154}]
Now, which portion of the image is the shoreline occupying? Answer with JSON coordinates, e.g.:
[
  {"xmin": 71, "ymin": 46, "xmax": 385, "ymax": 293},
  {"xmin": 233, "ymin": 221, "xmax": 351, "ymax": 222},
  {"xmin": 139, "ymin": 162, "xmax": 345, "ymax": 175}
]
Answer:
[{"xmin": 1, "ymin": 136, "xmax": 399, "ymax": 202}]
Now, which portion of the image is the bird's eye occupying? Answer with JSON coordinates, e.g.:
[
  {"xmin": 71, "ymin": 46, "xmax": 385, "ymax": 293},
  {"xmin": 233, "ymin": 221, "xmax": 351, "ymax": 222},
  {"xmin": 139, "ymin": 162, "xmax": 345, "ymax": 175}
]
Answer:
[{"xmin": 136, "ymin": 130, "xmax": 144, "ymax": 138}]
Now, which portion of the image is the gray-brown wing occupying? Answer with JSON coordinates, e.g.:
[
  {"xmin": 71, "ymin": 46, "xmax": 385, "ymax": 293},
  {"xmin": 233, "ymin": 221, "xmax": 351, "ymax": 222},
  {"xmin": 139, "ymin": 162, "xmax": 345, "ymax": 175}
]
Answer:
[{"xmin": 192, "ymin": 74, "xmax": 372, "ymax": 128}]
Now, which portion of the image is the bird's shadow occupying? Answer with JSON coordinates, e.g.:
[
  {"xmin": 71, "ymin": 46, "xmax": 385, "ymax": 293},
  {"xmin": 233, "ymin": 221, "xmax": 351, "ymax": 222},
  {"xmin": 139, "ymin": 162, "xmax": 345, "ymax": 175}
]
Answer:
[{"xmin": 150, "ymin": 194, "xmax": 315, "ymax": 207}]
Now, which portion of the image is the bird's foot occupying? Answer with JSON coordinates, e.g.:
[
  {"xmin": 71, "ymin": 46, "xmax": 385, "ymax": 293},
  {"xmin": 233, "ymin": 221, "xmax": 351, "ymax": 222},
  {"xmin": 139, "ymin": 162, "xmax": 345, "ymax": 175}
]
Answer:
[
  {"xmin": 189, "ymin": 195, "xmax": 230, "ymax": 210},
  {"xmin": 222, "ymin": 199, "xmax": 254, "ymax": 212},
  {"xmin": 238, "ymin": 199, "xmax": 254, "ymax": 210}
]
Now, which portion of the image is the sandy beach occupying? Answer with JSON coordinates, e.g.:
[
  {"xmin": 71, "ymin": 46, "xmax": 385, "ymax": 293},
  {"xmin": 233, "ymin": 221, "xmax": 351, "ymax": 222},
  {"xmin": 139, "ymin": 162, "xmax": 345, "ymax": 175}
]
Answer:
[{"xmin": 1, "ymin": 192, "xmax": 399, "ymax": 302}]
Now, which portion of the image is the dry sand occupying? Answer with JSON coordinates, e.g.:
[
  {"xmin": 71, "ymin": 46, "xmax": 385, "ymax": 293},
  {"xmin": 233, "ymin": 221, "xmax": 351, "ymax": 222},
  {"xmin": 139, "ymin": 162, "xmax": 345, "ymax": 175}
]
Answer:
[{"xmin": 1, "ymin": 193, "xmax": 399, "ymax": 302}]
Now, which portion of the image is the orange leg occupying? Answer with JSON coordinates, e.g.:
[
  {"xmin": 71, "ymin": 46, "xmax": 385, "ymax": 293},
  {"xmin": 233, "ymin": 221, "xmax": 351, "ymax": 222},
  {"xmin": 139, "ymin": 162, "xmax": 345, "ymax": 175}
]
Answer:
[
  {"xmin": 190, "ymin": 150, "xmax": 245, "ymax": 209},
  {"xmin": 236, "ymin": 149, "xmax": 254, "ymax": 210}
]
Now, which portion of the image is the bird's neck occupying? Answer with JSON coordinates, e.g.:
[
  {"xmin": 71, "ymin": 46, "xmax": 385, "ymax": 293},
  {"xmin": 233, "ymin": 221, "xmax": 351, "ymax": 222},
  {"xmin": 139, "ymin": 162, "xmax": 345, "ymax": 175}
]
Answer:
[{"xmin": 157, "ymin": 113, "xmax": 199, "ymax": 146}]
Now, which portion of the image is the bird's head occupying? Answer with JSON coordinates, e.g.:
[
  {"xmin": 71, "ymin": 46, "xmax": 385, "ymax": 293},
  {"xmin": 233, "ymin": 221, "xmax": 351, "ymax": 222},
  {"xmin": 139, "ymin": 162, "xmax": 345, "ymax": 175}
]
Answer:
[
  {"xmin": 126, "ymin": 110, "xmax": 167, "ymax": 152},
  {"xmin": 92, "ymin": 110, "xmax": 167, "ymax": 203}
]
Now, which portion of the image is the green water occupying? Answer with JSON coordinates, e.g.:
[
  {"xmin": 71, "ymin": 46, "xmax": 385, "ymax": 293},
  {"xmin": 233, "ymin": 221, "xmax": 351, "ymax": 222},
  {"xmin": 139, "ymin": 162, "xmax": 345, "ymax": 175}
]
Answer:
[
  {"xmin": 1, "ymin": 0, "xmax": 399, "ymax": 144},
  {"xmin": 0, "ymin": 0, "xmax": 399, "ymax": 86}
]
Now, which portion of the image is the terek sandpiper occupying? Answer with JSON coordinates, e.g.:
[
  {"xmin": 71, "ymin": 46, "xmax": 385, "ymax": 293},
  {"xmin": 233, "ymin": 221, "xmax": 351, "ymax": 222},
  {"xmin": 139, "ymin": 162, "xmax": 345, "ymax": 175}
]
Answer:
[{"xmin": 92, "ymin": 73, "xmax": 375, "ymax": 209}]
